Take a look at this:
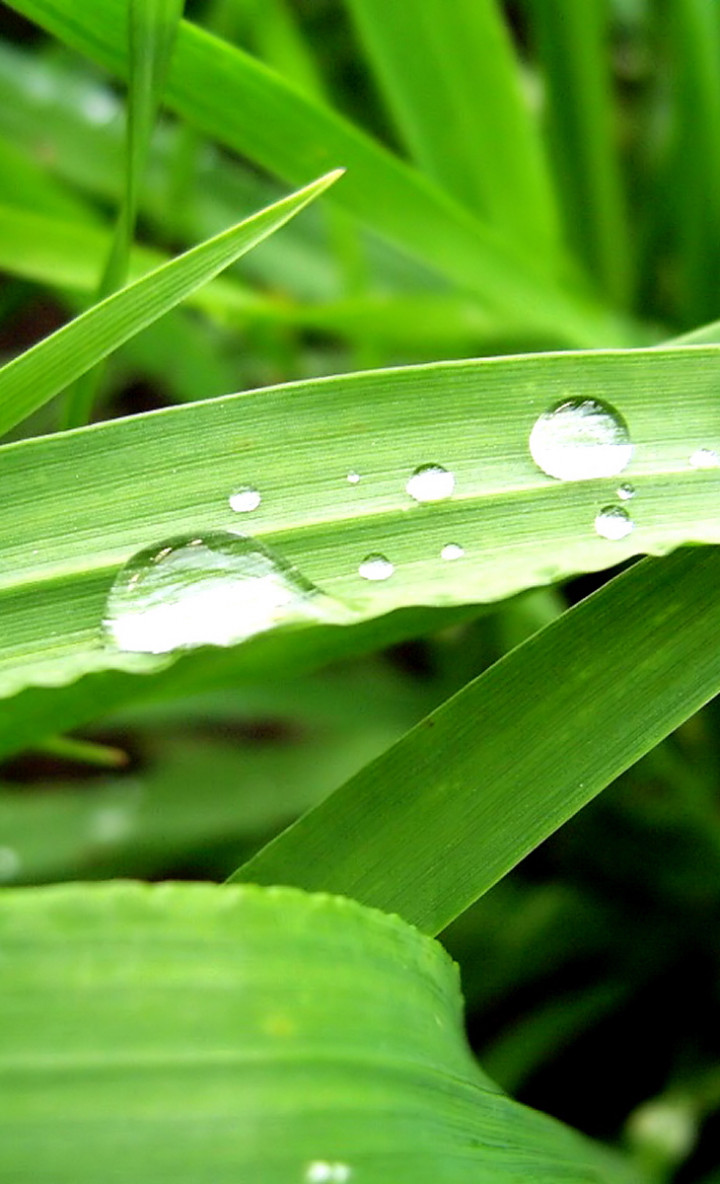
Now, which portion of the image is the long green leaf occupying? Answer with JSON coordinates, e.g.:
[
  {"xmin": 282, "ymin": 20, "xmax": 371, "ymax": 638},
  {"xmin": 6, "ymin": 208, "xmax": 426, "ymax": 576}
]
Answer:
[
  {"xmin": 4, "ymin": 0, "xmax": 633, "ymax": 346},
  {"xmin": 0, "ymin": 881, "xmax": 642, "ymax": 1183},
  {"xmin": 525, "ymin": 0, "xmax": 631, "ymax": 305},
  {"xmin": 2, "ymin": 344, "xmax": 720, "ymax": 696},
  {"xmin": 0, "ymin": 169, "xmax": 341, "ymax": 437},
  {"xmin": 345, "ymin": 0, "xmax": 560, "ymax": 256},
  {"xmin": 234, "ymin": 546, "xmax": 720, "ymax": 933}
]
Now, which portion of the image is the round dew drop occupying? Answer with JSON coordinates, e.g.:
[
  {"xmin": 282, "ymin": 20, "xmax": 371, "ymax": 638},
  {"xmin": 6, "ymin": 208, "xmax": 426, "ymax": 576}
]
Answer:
[
  {"xmin": 616, "ymin": 482, "xmax": 635, "ymax": 501},
  {"xmin": 689, "ymin": 448, "xmax": 720, "ymax": 470},
  {"xmin": 346, "ymin": 471, "xmax": 361, "ymax": 485},
  {"xmin": 594, "ymin": 505, "xmax": 634, "ymax": 541},
  {"xmin": 529, "ymin": 398, "xmax": 632, "ymax": 480},
  {"xmin": 406, "ymin": 463, "xmax": 454, "ymax": 503},
  {"xmin": 103, "ymin": 531, "xmax": 342, "ymax": 655},
  {"xmin": 228, "ymin": 486, "xmax": 261, "ymax": 513},
  {"xmin": 441, "ymin": 543, "xmax": 464, "ymax": 561},
  {"xmin": 358, "ymin": 553, "xmax": 394, "ymax": 581}
]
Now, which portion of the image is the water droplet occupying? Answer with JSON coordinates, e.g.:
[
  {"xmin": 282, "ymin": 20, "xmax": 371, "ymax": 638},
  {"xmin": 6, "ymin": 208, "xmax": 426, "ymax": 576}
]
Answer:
[
  {"xmin": 229, "ymin": 486, "xmax": 261, "ymax": 513},
  {"xmin": 594, "ymin": 505, "xmax": 634, "ymax": 541},
  {"xmin": 305, "ymin": 1164, "xmax": 352, "ymax": 1183},
  {"xmin": 440, "ymin": 543, "xmax": 465, "ymax": 561},
  {"xmin": 406, "ymin": 463, "xmax": 455, "ymax": 503},
  {"xmin": 0, "ymin": 846, "xmax": 21, "ymax": 882},
  {"xmin": 616, "ymin": 482, "xmax": 635, "ymax": 500},
  {"xmin": 103, "ymin": 532, "xmax": 338, "ymax": 655},
  {"xmin": 346, "ymin": 471, "xmax": 361, "ymax": 485},
  {"xmin": 358, "ymin": 554, "xmax": 394, "ymax": 581},
  {"xmin": 529, "ymin": 398, "xmax": 632, "ymax": 480},
  {"xmin": 689, "ymin": 448, "xmax": 720, "ymax": 470}
]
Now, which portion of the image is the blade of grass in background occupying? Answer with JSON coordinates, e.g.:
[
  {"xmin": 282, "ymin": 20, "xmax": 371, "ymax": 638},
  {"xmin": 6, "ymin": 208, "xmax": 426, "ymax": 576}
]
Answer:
[
  {"xmin": 5, "ymin": 0, "xmax": 635, "ymax": 346},
  {"xmin": 0, "ymin": 170, "xmax": 341, "ymax": 436},
  {"xmin": 234, "ymin": 545, "xmax": 720, "ymax": 934},
  {"xmin": 63, "ymin": 0, "xmax": 185, "ymax": 428},
  {"xmin": 525, "ymin": 0, "xmax": 631, "ymax": 306},
  {"xmin": 344, "ymin": 0, "xmax": 561, "ymax": 261},
  {"xmin": 662, "ymin": 0, "xmax": 720, "ymax": 324}
]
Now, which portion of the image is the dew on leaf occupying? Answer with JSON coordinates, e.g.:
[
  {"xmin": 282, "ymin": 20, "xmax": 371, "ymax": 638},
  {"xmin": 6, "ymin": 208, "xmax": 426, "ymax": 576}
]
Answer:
[
  {"xmin": 594, "ymin": 505, "xmax": 634, "ymax": 541},
  {"xmin": 229, "ymin": 486, "xmax": 261, "ymax": 513},
  {"xmin": 406, "ymin": 463, "xmax": 454, "ymax": 503},
  {"xmin": 529, "ymin": 398, "xmax": 632, "ymax": 480},
  {"xmin": 103, "ymin": 532, "xmax": 341, "ymax": 654},
  {"xmin": 358, "ymin": 554, "xmax": 394, "ymax": 581}
]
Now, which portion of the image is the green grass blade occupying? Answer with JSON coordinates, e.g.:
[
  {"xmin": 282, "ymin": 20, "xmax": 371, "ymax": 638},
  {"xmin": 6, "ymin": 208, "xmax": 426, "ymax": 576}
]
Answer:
[
  {"xmin": 661, "ymin": 0, "xmax": 720, "ymax": 323},
  {"xmin": 1, "ymin": 343, "xmax": 720, "ymax": 698},
  {"xmin": 344, "ymin": 0, "xmax": 561, "ymax": 258},
  {"xmin": 4, "ymin": 0, "xmax": 633, "ymax": 346},
  {"xmin": 525, "ymin": 0, "xmax": 631, "ymax": 305},
  {"xmin": 63, "ymin": 0, "xmax": 185, "ymax": 429},
  {"xmin": 0, "ymin": 881, "xmax": 643, "ymax": 1183},
  {"xmin": 234, "ymin": 546, "xmax": 720, "ymax": 933},
  {"xmin": 0, "ymin": 169, "xmax": 341, "ymax": 437}
]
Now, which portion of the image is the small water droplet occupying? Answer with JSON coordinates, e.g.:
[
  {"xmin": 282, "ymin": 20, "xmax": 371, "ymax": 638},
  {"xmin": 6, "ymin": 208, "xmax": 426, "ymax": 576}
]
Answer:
[
  {"xmin": 346, "ymin": 471, "xmax": 361, "ymax": 485},
  {"xmin": 689, "ymin": 448, "xmax": 720, "ymax": 470},
  {"xmin": 358, "ymin": 554, "xmax": 394, "ymax": 581},
  {"xmin": 406, "ymin": 463, "xmax": 455, "ymax": 503},
  {"xmin": 229, "ymin": 486, "xmax": 261, "ymax": 513},
  {"xmin": 594, "ymin": 505, "xmax": 634, "ymax": 541},
  {"xmin": 440, "ymin": 543, "xmax": 464, "ymax": 561},
  {"xmin": 0, "ymin": 846, "xmax": 21, "ymax": 882},
  {"xmin": 616, "ymin": 482, "xmax": 635, "ymax": 500},
  {"xmin": 103, "ymin": 532, "xmax": 339, "ymax": 654},
  {"xmin": 305, "ymin": 1164, "xmax": 352, "ymax": 1183},
  {"xmin": 529, "ymin": 398, "xmax": 632, "ymax": 480}
]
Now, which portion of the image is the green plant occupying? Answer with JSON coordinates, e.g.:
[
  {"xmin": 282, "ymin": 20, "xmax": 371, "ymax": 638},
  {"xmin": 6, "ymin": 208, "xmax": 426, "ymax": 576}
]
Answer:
[{"xmin": 1, "ymin": 2, "xmax": 720, "ymax": 1181}]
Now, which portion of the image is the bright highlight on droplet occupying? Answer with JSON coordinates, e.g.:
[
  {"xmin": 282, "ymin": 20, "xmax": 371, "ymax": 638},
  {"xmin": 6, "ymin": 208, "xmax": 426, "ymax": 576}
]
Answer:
[
  {"xmin": 529, "ymin": 398, "xmax": 632, "ymax": 480},
  {"xmin": 594, "ymin": 505, "xmax": 634, "ymax": 541},
  {"xmin": 616, "ymin": 483, "xmax": 635, "ymax": 501},
  {"xmin": 440, "ymin": 543, "xmax": 464, "ymax": 561},
  {"xmin": 689, "ymin": 448, "xmax": 720, "ymax": 470},
  {"xmin": 346, "ymin": 471, "xmax": 361, "ymax": 485},
  {"xmin": 305, "ymin": 1163, "xmax": 352, "ymax": 1183},
  {"xmin": 406, "ymin": 463, "xmax": 455, "ymax": 503},
  {"xmin": 358, "ymin": 553, "xmax": 394, "ymax": 581},
  {"xmin": 228, "ymin": 486, "xmax": 261, "ymax": 513},
  {"xmin": 103, "ymin": 532, "xmax": 343, "ymax": 655}
]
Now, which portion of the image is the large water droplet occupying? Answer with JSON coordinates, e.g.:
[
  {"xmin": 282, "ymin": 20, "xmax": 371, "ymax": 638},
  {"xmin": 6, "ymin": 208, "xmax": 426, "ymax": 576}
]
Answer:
[
  {"xmin": 529, "ymin": 398, "xmax": 632, "ymax": 480},
  {"xmin": 103, "ymin": 532, "xmax": 337, "ymax": 655},
  {"xmin": 440, "ymin": 543, "xmax": 465, "ymax": 561},
  {"xmin": 229, "ymin": 486, "xmax": 261, "ymax": 513},
  {"xmin": 689, "ymin": 448, "xmax": 720, "ymax": 470},
  {"xmin": 594, "ymin": 505, "xmax": 634, "ymax": 541},
  {"xmin": 358, "ymin": 554, "xmax": 394, "ymax": 581},
  {"xmin": 616, "ymin": 482, "xmax": 635, "ymax": 501},
  {"xmin": 346, "ymin": 471, "xmax": 361, "ymax": 485},
  {"xmin": 406, "ymin": 463, "xmax": 454, "ymax": 503},
  {"xmin": 0, "ymin": 846, "xmax": 21, "ymax": 882}
]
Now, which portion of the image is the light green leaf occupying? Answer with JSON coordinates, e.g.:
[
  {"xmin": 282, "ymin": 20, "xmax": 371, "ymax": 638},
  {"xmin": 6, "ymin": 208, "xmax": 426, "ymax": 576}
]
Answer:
[
  {"xmin": 0, "ymin": 881, "xmax": 642, "ymax": 1183},
  {"xmin": 2, "ymin": 344, "xmax": 720, "ymax": 698},
  {"xmin": 0, "ymin": 169, "xmax": 342, "ymax": 437},
  {"xmin": 344, "ymin": 0, "xmax": 561, "ymax": 256},
  {"xmin": 234, "ymin": 546, "xmax": 720, "ymax": 933}
]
